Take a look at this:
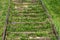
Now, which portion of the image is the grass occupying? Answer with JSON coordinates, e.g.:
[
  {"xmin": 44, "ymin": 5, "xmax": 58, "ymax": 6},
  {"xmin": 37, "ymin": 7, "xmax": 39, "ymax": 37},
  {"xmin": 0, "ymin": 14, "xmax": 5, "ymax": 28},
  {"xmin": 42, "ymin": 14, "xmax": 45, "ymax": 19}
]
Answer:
[
  {"xmin": 43, "ymin": 0, "xmax": 60, "ymax": 36},
  {"xmin": 0, "ymin": 0, "xmax": 9, "ymax": 40},
  {"xmin": 0, "ymin": 0, "xmax": 59, "ymax": 40},
  {"xmin": 6, "ymin": 0, "xmax": 56, "ymax": 40}
]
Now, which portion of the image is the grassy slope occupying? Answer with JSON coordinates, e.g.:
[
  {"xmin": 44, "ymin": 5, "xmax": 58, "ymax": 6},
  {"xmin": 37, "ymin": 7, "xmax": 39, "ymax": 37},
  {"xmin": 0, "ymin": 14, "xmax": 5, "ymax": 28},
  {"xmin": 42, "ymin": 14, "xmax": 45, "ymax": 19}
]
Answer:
[
  {"xmin": 0, "ymin": 0, "xmax": 8, "ymax": 40},
  {"xmin": 0, "ymin": 0, "xmax": 59, "ymax": 40},
  {"xmin": 43, "ymin": 0, "xmax": 60, "ymax": 36},
  {"xmin": 6, "ymin": 0, "xmax": 56, "ymax": 40}
]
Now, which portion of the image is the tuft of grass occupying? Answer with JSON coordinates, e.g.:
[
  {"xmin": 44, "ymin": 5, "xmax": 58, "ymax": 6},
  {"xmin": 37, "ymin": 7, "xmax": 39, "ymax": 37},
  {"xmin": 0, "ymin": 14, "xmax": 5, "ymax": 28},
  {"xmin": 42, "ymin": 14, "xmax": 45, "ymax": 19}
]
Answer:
[{"xmin": 43, "ymin": 0, "xmax": 60, "ymax": 36}]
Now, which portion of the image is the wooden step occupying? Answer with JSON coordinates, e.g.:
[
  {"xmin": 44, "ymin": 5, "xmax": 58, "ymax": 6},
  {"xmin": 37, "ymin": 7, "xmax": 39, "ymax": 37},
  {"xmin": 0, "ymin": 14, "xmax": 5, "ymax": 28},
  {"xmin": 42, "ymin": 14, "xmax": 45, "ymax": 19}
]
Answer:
[
  {"xmin": 9, "ymin": 17, "xmax": 43, "ymax": 20},
  {"xmin": 7, "ymin": 31, "xmax": 49, "ymax": 34},
  {"xmin": 12, "ymin": 0, "xmax": 39, "ymax": 3},
  {"xmin": 14, "ymin": 2, "xmax": 40, "ymax": 5},
  {"xmin": 11, "ymin": 22, "xmax": 46, "ymax": 24},
  {"xmin": 6, "ymin": 37, "xmax": 51, "ymax": 40},
  {"xmin": 12, "ymin": 14, "xmax": 41, "ymax": 16},
  {"xmin": 14, "ymin": 7, "xmax": 43, "ymax": 11}
]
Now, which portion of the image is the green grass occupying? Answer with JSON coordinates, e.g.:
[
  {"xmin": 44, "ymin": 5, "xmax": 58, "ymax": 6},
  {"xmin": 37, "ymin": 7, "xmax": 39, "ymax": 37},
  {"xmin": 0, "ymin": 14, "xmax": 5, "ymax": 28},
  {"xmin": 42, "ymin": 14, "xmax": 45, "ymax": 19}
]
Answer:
[
  {"xmin": 43, "ymin": 0, "xmax": 60, "ymax": 36},
  {"xmin": 0, "ymin": 0, "xmax": 9, "ymax": 40},
  {"xmin": 0, "ymin": 0, "xmax": 58, "ymax": 40},
  {"xmin": 6, "ymin": 0, "xmax": 57, "ymax": 40}
]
